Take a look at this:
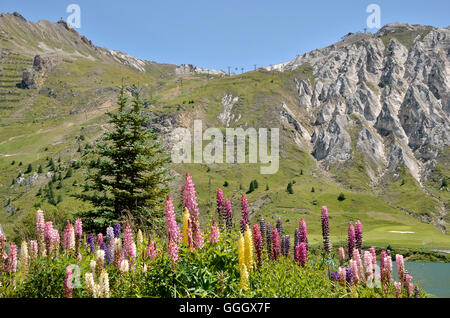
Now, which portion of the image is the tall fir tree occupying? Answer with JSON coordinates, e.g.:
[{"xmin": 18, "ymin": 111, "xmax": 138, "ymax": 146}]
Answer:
[{"xmin": 75, "ymin": 85, "xmax": 171, "ymax": 231}]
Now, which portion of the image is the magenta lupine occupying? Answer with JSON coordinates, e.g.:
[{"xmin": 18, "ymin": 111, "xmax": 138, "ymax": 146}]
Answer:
[
  {"xmin": 355, "ymin": 220, "xmax": 363, "ymax": 253},
  {"xmin": 295, "ymin": 242, "xmax": 307, "ymax": 267},
  {"xmin": 209, "ymin": 219, "xmax": 220, "ymax": 244},
  {"xmin": 252, "ymin": 224, "xmax": 263, "ymax": 268},
  {"xmin": 224, "ymin": 199, "xmax": 233, "ymax": 230},
  {"xmin": 299, "ymin": 218, "xmax": 308, "ymax": 250},
  {"xmin": 36, "ymin": 210, "xmax": 45, "ymax": 256},
  {"xmin": 216, "ymin": 188, "xmax": 226, "ymax": 225},
  {"xmin": 271, "ymin": 228, "xmax": 281, "ymax": 260},
  {"xmin": 321, "ymin": 206, "xmax": 331, "ymax": 253},
  {"xmin": 183, "ymin": 173, "xmax": 204, "ymax": 249},
  {"xmin": 7, "ymin": 242, "xmax": 17, "ymax": 273},
  {"xmin": 97, "ymin": 233, "xmax": 104, "ymax": 247},
  {"xmin": 165, "ymin": 195, "xmax": 181, "ymax": 244},
  {"xmin": 64, "ymin": 266, "xmax": 73, "ymax": 298},
  {"xmin": 240, "ymin": 194, "xmax": 249, "ymax": 233},
  {"xmin": 123, "ymin": 221, "xmax": 136, "ymax": 260},
  {"xmin": 146, "ymin": 235, "xmax": 157, "ymax": 259},
  {"xmin": 347, "ymin": 222, "xmax": 355, "ymax": 259},
  {"xmin": 338, "ymin": 247, "xmax": 345, "ymax": 266},
  {"xmin": 338, "ymin": 267, "xmax": 346, "ymax": 286},
  {"xmin": 396, "ymin": 254, "xmax": 405, "ymax": 285}
]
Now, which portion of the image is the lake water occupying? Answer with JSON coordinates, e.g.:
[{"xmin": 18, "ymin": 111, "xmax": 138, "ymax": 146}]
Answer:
[{"xmin": 391, "ymin": 261, "xmax": 450, "ymax": 298}]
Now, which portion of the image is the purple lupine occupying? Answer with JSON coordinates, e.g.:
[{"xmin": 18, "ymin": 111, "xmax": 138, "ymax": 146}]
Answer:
[
  {"xmin": 294, "ymin": 229, "xmax": 300, "ymax": 254},
  {"xmin": 113, "ymin": 223, "xmax": 121, "ymax": 238},
  {"xmin": 266, "ymin": 223, "xmax": 272, "ymax": 260},
  {"xmin": 87, "ymin": 235, "xmax": 95, "ymax": 254},
  {"xmin": 224, "ymin": 199, "xmax": 233, "ymax": 230},
  {"xmin": 240, "ymin": 194, "xmax": 250, "ymax": 233},
  {"xmin": 259, "ymin": 218, "xmax": 266, "ymax": 244},
  {"xmin": 299, "ymin": 218, "xmax": 308, "ymax": 250},
  {"xmin": 355, "ymin": 220, "xmax": 363, "ymax": 253},
  {"xmin": 100, "ymin": 242, "xmax": 107, "ymax": 258},
  {"xmin": 216, "ymin": 188, "xmax": 226, "ymax": 225},
  {"xmin": 330, "ymin": 271, "xmax": 339, "ymax": 282},
  {"xmin": 346, "ymin": 265, "xmax": 354, "ymax": 285},
  {"xmin": 282, "ymin": 235, "xmax": 290, "ymax": 257},
  {"xmin": 276, "ymin": 218, "xmax": 282, "ymax": 236},
  {"xmin": 271, "ymin": 228, "xmax": 281, "ymax": 260},
  {"xmin": 347, "ymin": 222, "xmax": 355, "ymax": 259},
  {"xmin": 321, "ymin": 206, "xmax": 331, "ymax": 253},
  {"xmin": 252, "ymin": 224, "xmax": 263, "ymax": 268},
  {"xmin": 105, "ymin": 227, "xmax": 114, "ymax": 265}
]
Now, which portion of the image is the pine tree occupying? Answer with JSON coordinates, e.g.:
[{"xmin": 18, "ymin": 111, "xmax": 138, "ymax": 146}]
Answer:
[
  {"xmin": 287, "ymin": 182, "xmax": 294, "ymax": 194},
  {"xmin": 74, "ymin": 86, "xmax": 171, "ymax": 231},
  {"xmin": 65, "ymin": 167, "xmax": 73, "ymax": 179},
  {"xmin": 37, "ymin": 165, "xmax": 43, "ymax": 174},
  {"xmin": 26, "ymin": 164, "xmax": 32, "ymax": 174},
  {"xmin": 247, "ymin": 180, "xmax": 255, "ymax": 194}
]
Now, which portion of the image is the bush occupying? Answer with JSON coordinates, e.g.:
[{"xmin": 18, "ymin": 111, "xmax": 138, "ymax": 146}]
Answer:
[{"xmin": 337, "ymin": 193, "xmax": 346, "ymax": 201}]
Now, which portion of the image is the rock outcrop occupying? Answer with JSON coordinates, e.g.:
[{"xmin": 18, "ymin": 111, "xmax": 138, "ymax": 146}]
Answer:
[{"xmin": 21, "ymin": 54, "xmax": 60, "ymax": 89}]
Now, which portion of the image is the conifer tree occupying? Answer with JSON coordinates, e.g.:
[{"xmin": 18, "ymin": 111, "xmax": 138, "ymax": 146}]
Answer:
[{"xmin": 75, "ymin": 86, "xmax": 171, "ymax": 231}]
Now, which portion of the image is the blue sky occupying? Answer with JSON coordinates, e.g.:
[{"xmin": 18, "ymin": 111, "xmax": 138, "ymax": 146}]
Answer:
[{"xmin": 1, "ymin": 1, "xmax": 449, "ymax": 72}]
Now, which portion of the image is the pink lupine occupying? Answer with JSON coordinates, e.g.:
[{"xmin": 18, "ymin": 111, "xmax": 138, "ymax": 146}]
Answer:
[
  {"xmin": 396, "ymin": 254, "xmax": 405, "ymax": 284},
  {"xmin": 299, "ymin": 218, "xmax": 308, "ymax": 250},
  {"xmin": 380, "ymin": 250, "xmax": 386, "ymax": 271},
  {"xmin": 7, "ymin": 243, "xmax": 17, "ymax": 273},
  {"xmin": 52, "ymin": 229, "xmax": 60, "ymax": 254},
  {"xmin": 146, "ymin": 235, "xmax": 157, "ymax": 259},
  {"xmin": 183, "ymin": 173, "xmax": 204, "ymax": 249},
  {"xmin": 252, "ymin": 224, "xmax": 263, "ymax": 267},
  {"xmin": 123, "ymin": 221, "xmax": 136, "ymax": 260},
  {"xmin": 364, "ymin": 251, "xmax": 374, "ymax": 284},
  {"xmin": 29, "ymin": 240, "xmax": 38, "ymax": 260},
  {"xmin": 209, "ymin": 219, "xmax": 220, "ymax": 245},
  {"xmin": 271, "ymin": 228, "xmax": 281, "ymax": 260},
  {"xmin": 74, "ymin": 218, "xmax": 82, "ymax": 255},
  {"xmin": 64, "ymin": 266, "xmax": 73, "ymax": 298},
  {"xmin": 338, "ymin": 267, "xmax": 346, "ymax": 286},
  {"xmin": 63, "ymin": 221, "xmax": 73, "ymax": 251},
  {"xmin": 347, "ymin": 223, "xmax": 355, "ymax": 258},
  {"xmin": 36, "ymin": 210, "xmax": 45, "ymax": 255},
  {"xmin": 352, "ymin": 249, "xmax": 364, "ymax": 283},
  {"xmin": 394, "ymin": 281, "xmax": 402, "ymax": 298},
  {"xmin": 350, "ymin": 259, "xmax": 359, "ymax": 285},
  {"xmin": 355, "ymin": 220, "xmax": 363, "ymax": 252},
  {"xmin": 44, "ymin": 221, "xmax": 54, "ymax": 255},
  {"xmin": 224, "ymin": 199, "xmax": 233, "ymax": 230},
  {"xmin": 405, "ymin": 274, "xmax": 413, "ymax": 297},
  {"xmin": 295, "ymin": 242, "xmax": 307, "ymax": 267},
  {"xmin": 167, "ymin": 239, "xmax": 179, "ymax": 262},
  {"xmin": 321, "ymin": 206, "xmax": 331, "ymax": 253},
  {"xmin": 165, "ymin": 195, "xmax": 181, "ymax": 244},
  {"xmin": 240, "ymin": 194, "xmax": 250, "ymax": 233},
  {"xmin": 97, "ymin": 233, "xmax": 104, "ymax": 247},
  {"xmin": 338, "ymin": 247, "xmax": 345, "ymax": 266}
]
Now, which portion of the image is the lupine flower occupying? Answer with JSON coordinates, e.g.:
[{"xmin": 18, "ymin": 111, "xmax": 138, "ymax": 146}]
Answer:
[
  {"xmin": 271, "ymin": 228, "xmax": 281, "ymax": 260},
  {"xmin": 105, "ymin": 227, "xmax": 114, "ymax": 265},
  {"xmin": 44, "ymin": 221, "xmax": 54, "ymax": 255},
  {"xmin": 238, "ymin": 232, "xmax": 245, "ymax": 271},
  {"xmin": 113, "ymin": 223, "xmax": 121, "ymax": 238},
  {"xmin": 338, "ymin": 267, "xmax": 346, "ymax": 285},
  {"xmin": 165, "ymin": 195, "xmax": 181, "ymax": 244},
  {"xmin": 64, "ymin": 266, "xmax": 73, "ymax": 298},
  {"xmin": 75, "ymin": 218, "xmax": 82, "ymax": 256},
  {"xmin": 394, "ymin": 281, "xmax": 402, "ymax": 298},
  {"xmin": 19, "ymin": 240, "xmax": 29, "ymax": 273},
  {"xmin": 381, "ymin": 254, "xmax": 392, "ymax": 291},
  {"xmin": 167, "ymin": 239, "xmax": 179, "ymax": 262},
  {"xmin": 120, "ymin": 259, "xmax": 129, "ymax": 273},
  {"xmin": 338, "ymin": 247, "xmax": 345, "ymax": 266},
  {"xmin": 330, "ymin": 271, "xmax": 339, "ymax": 281},
  {"xmin": 352, "ymin": 249, "xmax": 364, "ymax": 283},
  {"xmin": 87, "ymin": 234, "xmax": 95, "ymax": 254},
  {"xmin": 380, "ymin": 250, "xmax": 386, "ymax": 271},
  {"xmin": 266, "ymin": 223, "xmax": 272, "ymax": 260},
  {"xmin": 350, "ymin": 260, "xmax": 359, "ymax": 285},
  {"xmin": 123, "ymin": 221, "xmax": 136, "ymax": 260},
  {"xmin": 29, "ymin": 240, "xmax": 38, "ymax": 260},
  {"xmin": 114, "ymin": 238, "xmax": 122, "ymax": 268},
  {"xmin": 259, "ymin": 218, "xmax": 266, "ymax": 243},
  {"xmin": 321, "ymin": 206, "xmax": 331, "ymax": 253},
  {"xmin": 240, "ymin": 194, "xmax": 250, "ymax": 233},
  {"xmin": 364, "ymin": 251, "xmax": 374, "ymax": 285},
  {"xmin": 282, "ymin": 235, "xmax": 290, "ymax": 257},
  {"xmin": 146, "ymin": 235, "xmax": 157, "ymax": 259},
  {"xmin": 244, "ymin": 224, "xmax": 253, "ymax": 272},
  {"xmin": 396, "ymin": 254, "xmax": 405, "ymax": 285},
  {"xmin": 295, "ymin": 242, "xmax": 307, "ymax": 267},
  {"xmin": 225, "ymin": 199, "xmax": 233, "ymax": 230},
  {"xmin": 404, "ymin": 273, "xmax": 413, "ymax": 297},
  {"xmin": 346, "ymin": 265, "xmax": 354, "ymax": 285},
  {"xmin": 355, "ymin": 220, "xmax": 363, "ymax": 253},
  {"xmin": 182, "ymin": 207, "xmax": 192, "ymax": 247},
  {"xmin": 276, "ymin": 218, "xmax": 282, "ymax": 236},
  {"xmin": 209, "ymin": 219, "xmax": 220, "ymax": 244},
  {"xmin": 252, "ymin": 224, "xmax": 262, "ymax": 268},
  {"xmin": 7, "ymin": 242, "xmax": 17, "ymax": 273},
  {"xmin": 347, "ymin": 222, "xmax": 355, "ymax": 258},
  {"xmin": 95, "ymin": 249, "xmax": 105, "ymax": 278},
  {"xmin": 0, "ymin": 233, "xmax": 7, "ymax": 269},
  {"xmin": 183, "ymin": 172, "xmax": 204, "ymax": 249},
  {"xmin": 240, "ymin": 264, "xmax": 249, "ymax": 291},
  {"xmin": 36, "ymin": 210, "xmax": 46, "ymax": 256},
  {"xmin": 85, "ymin": 272, "xmax": 95, "ymax": 294},
  {"xmin": 294, "ymin": 229, "xmax": 300, "ymax": 254},
  {"xmin": 414, "ymin": 286, "xmax": 421, "ymax": 298},
  {"xmin": 299, "ymin": 218, "xmax": 308, "ymax": 250},
  {"xmin": 99, "ymin": 270, "xmax": 110, "ymax": 298},
  {"xmin": 63, "ymin": 221, "xmax": 73, "ymax": 252},
  {"xmin": 137, "ymin": 230, "xmax": 144, "ymax": 248},
  {"xmin": 216, "ymin": 188, "xmax": 226, "ymax": 225},
  {"xmin": 97, "ymin": 233, "xmax": 104, "ymax": 247}
]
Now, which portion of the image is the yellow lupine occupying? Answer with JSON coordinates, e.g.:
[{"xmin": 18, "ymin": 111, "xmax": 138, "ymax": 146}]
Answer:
[
  {"xmin": 182, "ymin": 207, "xmax": 190, "ymax": 246},
  {"xmin": 244, "ymin": 224, "xmax": 253, "ymax": 272},
  {"xmin": 238, "ymin": 232, "xmax": 245, "ymax": 271},
  {"xmin": 240, "ymin": 264, "xmax": 249, "ymax": 291}
]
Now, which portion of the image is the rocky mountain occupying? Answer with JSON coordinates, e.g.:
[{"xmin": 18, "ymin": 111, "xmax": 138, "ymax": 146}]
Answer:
[{"xmin": 0, "ymin": 13, "xmax": 448, "ymax": 242}]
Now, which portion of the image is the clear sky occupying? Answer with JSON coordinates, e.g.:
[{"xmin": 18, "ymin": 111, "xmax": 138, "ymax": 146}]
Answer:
[{"xmin": 1, "ymin": 1, "xmax": 449, "ymax": 72}]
